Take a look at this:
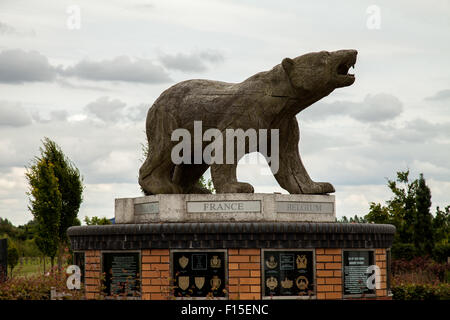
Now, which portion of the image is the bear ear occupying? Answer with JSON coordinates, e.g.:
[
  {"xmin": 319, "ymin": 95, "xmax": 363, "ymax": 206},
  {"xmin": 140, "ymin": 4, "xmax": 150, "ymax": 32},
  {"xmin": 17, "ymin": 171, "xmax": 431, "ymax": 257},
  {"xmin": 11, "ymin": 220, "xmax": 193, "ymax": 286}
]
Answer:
[{"xmin": 282, "ymin": 58, "xmax": 294, "ymax": 73}]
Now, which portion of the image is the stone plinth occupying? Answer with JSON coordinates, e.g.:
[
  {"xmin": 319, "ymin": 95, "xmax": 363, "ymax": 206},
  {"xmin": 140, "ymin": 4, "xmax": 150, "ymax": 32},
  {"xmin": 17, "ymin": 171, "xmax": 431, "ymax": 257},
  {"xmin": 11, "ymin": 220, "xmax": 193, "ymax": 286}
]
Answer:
[{"xmin": 115, "ymin": 193, "xmax": 335, "ymax": 224}]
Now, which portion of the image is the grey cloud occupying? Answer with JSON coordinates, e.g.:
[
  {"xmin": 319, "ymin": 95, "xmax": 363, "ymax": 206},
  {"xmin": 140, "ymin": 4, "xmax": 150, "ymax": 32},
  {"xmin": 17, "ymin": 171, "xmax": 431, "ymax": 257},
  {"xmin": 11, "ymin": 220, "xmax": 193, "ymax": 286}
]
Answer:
[
  {"xmin": 85, "ymin": 97, "xmax": 127, "ymax": 122},
  {"xmin": 63, "ymin": 56, "xmax": 172, "ymax": 83},
  {"xmin": 0, "ymin": 21, "xmax": 16, "ymax": 35},
  {"xmin": 50, "ymin": 110, "xmax": 69, "ymax": 122},
  {"xmin": 84, "ymin": 97, "xmax": 148, "ymax": 123},
  {"xmin": 0, "ymin": 49, "xmax": 171, "ymax": 84},
  {"xmin": 425, "ymin": 89, "xmax": 450, "ymax": 101},
  {"xmin": 351, "ymin": 94, "xmax": 403, "ymax": 122},
  {"xmin": 56, "ymin": 79, "xmax": 111, "ymax": 92},
  {"xmin": 301, "ymin": 93, "xmax": 403, "ymax": 123},
  {"xmin": 159, "ymin": 50, "xmax": 224, "ymax": 72},
  {"xmin": 0, "ymin": 49, "xmax": 57, "ymax": 83},
  {"xmin": 0, "ymin": 21, "xmax": 35, "ymax": 37},
  {"xmin": 0, "ymin": 101, "xmax": 32, "ymax": 126},
  {"xmin": 370, "ymin": 119, "xmax": 450, "ymax": 144},
  {"xmin": 127, "ymin": 103, "xmax": 149, "ymax": 122}
]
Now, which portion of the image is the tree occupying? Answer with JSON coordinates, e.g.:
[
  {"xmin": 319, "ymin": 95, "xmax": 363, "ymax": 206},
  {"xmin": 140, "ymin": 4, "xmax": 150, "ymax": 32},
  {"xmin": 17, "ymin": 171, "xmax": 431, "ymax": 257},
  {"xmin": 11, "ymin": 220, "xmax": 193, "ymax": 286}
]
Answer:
[
  {"xmin": 26, "ymin": 157, "xmax": 61, "ymax": 269},
  {"xmin": 414, "ymin": 174, "xmax": 433, "ymax": 255},
  {"xmin": 433, "ymin": 206, "xmax": 449, "ymax": 245},
  {"xmin": 26, "ymin": 138, "xmax": 83, "ymax": 271},
  {"xmin": 40, "ymin": 138, "xmax": 83, "ymax": 269},
  {"xmin": 385, "ymin": 170, "xmax": 418, "ymax": 244},
  {"xmin": 365, "ymin": 203, "xmax": 391, "ymax": 224},
  {"xmin": 364, "ymin": 170, "xmax": 448, "ymax": 260},
  {"xmin": 84, "ymin": 216, "xmax": 112, "ymax": 225},
  {"xmin": 7, "ymin": 241, "xmax": 19, "ymax": 278}
]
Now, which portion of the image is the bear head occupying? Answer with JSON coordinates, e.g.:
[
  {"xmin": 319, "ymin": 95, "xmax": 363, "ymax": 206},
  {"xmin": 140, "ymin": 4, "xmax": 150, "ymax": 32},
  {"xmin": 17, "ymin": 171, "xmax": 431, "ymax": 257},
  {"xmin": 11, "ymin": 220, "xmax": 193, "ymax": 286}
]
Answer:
[{"xmin": 282, "ymin": 49, "xmax": 357, "ymax": 96}]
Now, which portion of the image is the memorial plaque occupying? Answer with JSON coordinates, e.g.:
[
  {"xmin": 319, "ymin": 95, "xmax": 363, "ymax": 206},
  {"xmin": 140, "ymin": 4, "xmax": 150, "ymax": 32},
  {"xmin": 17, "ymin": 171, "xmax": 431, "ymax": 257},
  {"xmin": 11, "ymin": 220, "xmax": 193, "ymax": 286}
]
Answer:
[
  {"xmin": 173, "ymin": 251, "xmax": 226, "ymax": 298},
  {"xmin": 187, "ymin": 201, "xmax": 261, "ymax": 213},
  {"xmin": 0, "ymin": 238, "xmax": 7, "ymax": 282},
  {"xmin": 276, "ymin": 201, "xmax": 334, "ymax": 214},
  {"xmin": 343, "ymin": 250, "xmax": 375, "ymax": 296},
  {"xmin": 103, "ymin": 252, "xmax": 140, "ymax": 297},
  {"xmin": 73, "ymin": 252, "xmax": 85, "ymax": 284},
  {"xmin": 192, "ymin": 254, "xmax": 207, "ymax": 270},
  {"xmin": 263, "ymin": 250, "xmax": 314, "ymax": 297},
  {"xmin": 280, "ymin": 254, "xmax": 295, "ymax": 271},
  {"xmin": 134, "ymin": 202, "xmax": 159, "ymax": 214}
]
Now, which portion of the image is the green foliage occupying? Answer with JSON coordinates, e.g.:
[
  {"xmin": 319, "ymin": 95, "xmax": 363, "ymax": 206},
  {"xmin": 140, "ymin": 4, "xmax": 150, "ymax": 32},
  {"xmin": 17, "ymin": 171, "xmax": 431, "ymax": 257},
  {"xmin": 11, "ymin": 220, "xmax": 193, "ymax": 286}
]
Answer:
[
  {"xmin": 432, "ymin": 243, "xmax": 450, "ymax": 263},
  {"xmin": 197, "ymin": 175, "xmax": 215, "ymax": 193},
  {"xmin": 365, "ymin": 203, "xmax": 391, "ymax": 224},
  {"xmin": 392, "ymin": 283, "xmax": 450, "ymax": 300},
  {"xmin": 336, "ymin": 215, "xmax": 367, "ymax": 223},
  {"xmin": 433, "ymin": 206, "xmax": 450, "ymax": 245},
  {"xmin": 414, "ymin": 174, "xmax": 434, "ymax": 255},
  {"xmin": 26, "ymin": 157, "xmax": 61, "ymax": 262},
  {"xmin": 7, "ymin": 241, "xmax": 19, "ymax": 275},
  {"xmin": 364, "ymin": 170, "xmax": 449, "ymax": 260},
  {"xmin": 0, "ymin": 218, "xmax": 16, "ymax": 239},
  {"xmin": 40, "ymin": 138, "xmax": 83, "ymax": 245},
  {"xmin": 391, "ymin": 243, "xmax": 417, "ymax": 261},
  {"xmin": 84, "ymin": 216, "xmax": 112, "ymax": 226},
  {"xmin": 25, "ymin": 138, "xmax": 84, "ymax": 266}
]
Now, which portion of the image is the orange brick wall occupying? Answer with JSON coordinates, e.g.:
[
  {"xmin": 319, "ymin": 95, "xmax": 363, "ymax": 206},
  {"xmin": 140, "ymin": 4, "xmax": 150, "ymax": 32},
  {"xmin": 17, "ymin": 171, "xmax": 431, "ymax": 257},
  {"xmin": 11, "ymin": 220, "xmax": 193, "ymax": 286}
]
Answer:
[
  {"xmin": 80, "ymin": 247, "xmax": 390, "ymax": 300},
  {"xmin": 228, "ymin": 249, "xmax": 261, "ymax": 300},
  {"xmin": 84, "ymin": 250, "xmax": 101, "ymax": 300},
  {"xmin": 316, "ymin": 248, "xmax": 342, "ymax": 300},
  {"xmin": 141, "ymin": 249, "xmax": 170, "ymax": 300},
  {"xmin": 375, "ymin": 248, "xmax": 388, "ymax": 298}
]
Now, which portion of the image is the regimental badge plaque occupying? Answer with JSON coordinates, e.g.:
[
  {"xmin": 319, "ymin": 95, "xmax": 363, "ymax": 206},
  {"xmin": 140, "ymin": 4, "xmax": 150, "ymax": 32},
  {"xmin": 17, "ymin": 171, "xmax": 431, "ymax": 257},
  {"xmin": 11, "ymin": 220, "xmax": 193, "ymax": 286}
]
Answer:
[
  {"xmin": 173, "ymin": 251, "xmax": 226, "ymax": 298},
  {"xmin": 263, "ymin": 251, "xmax": 314, "ymax": 297}
]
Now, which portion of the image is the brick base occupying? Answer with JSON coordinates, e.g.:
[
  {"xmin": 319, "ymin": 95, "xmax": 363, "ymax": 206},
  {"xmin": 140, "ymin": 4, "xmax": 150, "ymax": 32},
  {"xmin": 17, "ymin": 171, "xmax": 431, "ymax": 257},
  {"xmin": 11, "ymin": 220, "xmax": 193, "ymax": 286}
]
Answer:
[{"xmin": 81, "ymin": 248, "xmax": 390, "ymax": 300}]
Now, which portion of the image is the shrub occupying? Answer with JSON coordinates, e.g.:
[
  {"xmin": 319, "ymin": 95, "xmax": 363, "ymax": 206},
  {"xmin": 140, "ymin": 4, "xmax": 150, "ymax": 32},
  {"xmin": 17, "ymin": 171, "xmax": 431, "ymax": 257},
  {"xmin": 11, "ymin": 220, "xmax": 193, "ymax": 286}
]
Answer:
[
  {"xmin": 392, "ymin": 283, "xmax": 450, "ymax": 300},
  {"xmin": 392, "ymin": 256, "xmax": 450, "ymax": 284},
  {"xmin": 7, "ymin": 244, "xmax": 19, "ymax": 276},
  {"xmin": 0, "ymin": 268, "xmax": 85, "ymax": 300}
]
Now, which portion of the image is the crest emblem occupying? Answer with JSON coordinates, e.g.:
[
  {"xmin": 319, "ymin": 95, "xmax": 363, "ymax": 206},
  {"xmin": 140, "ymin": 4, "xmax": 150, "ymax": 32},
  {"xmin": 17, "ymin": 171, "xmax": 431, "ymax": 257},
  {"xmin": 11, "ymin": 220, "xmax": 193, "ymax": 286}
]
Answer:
[
  {"xmin": 265, "ymin": 255, "xmax": 278, "ymax": 269},
  {"xmin": 178, "ymin": 276, "xmax": 190, "ymax": 291},
  {"xmin": 179, "ymin": 255, "xmax": 189, "ymax": 269},
  {"xmin": 281, "ymin": 277, "xmax": 293, "ymax": 289},
  {"xmin": 266, "ymin": 276, "xmax": 278, "ymax": 290},
  {"xmin": 296, "ymin": 255, "xmax": 307, "ymax": 269},
  {"xmin": 210, "ymin": 275, "xmax": 222, "ymax": 290},
  {"xmin": 210, "ymin": 255, "xmax": 221, "ymax": 268},
  {"xmin": 296, "ymin": 276, "xmax": 309, "ymax": 290},
  {"xmin": 195, "ymin": 277, "xmax": 205, "ymax": 290}
]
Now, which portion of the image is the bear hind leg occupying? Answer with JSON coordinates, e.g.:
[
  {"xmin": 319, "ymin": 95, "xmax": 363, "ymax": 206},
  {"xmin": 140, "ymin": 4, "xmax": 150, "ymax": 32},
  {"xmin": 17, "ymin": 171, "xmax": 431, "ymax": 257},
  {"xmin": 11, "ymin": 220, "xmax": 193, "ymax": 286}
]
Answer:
[
  {"xmin": 139, "ymin": 158, "xmax": 183, "ymax": 194},
  {"xmin": 211, "ymin": 163, "xmax": 254, "ymax": 193}
]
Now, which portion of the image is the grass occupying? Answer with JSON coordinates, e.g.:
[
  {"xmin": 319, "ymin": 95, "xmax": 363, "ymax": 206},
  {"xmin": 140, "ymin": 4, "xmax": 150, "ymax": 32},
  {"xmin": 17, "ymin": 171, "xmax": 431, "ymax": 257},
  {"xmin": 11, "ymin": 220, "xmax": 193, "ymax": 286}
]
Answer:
[{"xmin": 9, "ymin": 257, "xmax": 53, "ymax": 278}]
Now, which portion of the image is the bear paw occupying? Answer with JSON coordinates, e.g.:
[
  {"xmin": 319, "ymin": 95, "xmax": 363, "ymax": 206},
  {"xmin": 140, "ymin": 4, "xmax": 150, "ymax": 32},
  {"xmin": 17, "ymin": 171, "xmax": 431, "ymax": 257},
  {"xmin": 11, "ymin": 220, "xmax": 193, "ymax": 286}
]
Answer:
[
  {"xmin": 218, "ymin": 182, "xmax": 254, "ymax": 194},
  {"xmin": 301, "ymin": 182, "xmax": 335, "ymax": 194}
]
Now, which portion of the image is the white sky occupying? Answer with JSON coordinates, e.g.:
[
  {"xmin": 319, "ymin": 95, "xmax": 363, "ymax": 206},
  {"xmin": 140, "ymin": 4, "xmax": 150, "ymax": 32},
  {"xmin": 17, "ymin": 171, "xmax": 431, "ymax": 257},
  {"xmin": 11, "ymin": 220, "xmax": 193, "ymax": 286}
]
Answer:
[{"xmin": 0, "ymin": 0, "xmax": 449, "ymax": 225}]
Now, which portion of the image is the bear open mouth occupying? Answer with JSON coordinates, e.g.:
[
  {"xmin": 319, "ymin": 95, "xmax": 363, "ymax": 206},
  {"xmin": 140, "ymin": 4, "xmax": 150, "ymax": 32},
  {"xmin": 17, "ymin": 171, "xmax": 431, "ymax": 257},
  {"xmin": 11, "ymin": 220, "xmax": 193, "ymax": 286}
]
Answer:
[{"xmin": 337, "ymin": 61, "xmax": 355, "ymax": 77}]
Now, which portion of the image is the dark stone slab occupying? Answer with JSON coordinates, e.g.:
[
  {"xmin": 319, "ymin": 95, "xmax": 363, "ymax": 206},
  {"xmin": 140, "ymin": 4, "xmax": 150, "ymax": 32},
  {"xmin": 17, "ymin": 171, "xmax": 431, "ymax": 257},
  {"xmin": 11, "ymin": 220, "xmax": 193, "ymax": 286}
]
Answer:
[{"xmin": 68, "ymin": 222, "xmax": 395, "ymax": 251}]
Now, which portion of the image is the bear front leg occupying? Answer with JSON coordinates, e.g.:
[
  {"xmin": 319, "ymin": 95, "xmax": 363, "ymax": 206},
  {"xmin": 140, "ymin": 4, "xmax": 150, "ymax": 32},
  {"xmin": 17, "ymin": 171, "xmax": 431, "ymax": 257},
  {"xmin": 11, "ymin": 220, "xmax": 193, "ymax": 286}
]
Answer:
[
  {"xmin": 211, "ymin": 163, "xmax": 254, "ymax": 193},
  {"xmin": 273, "ymin": 117, "xmax": 335, "ymax": 194}
]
